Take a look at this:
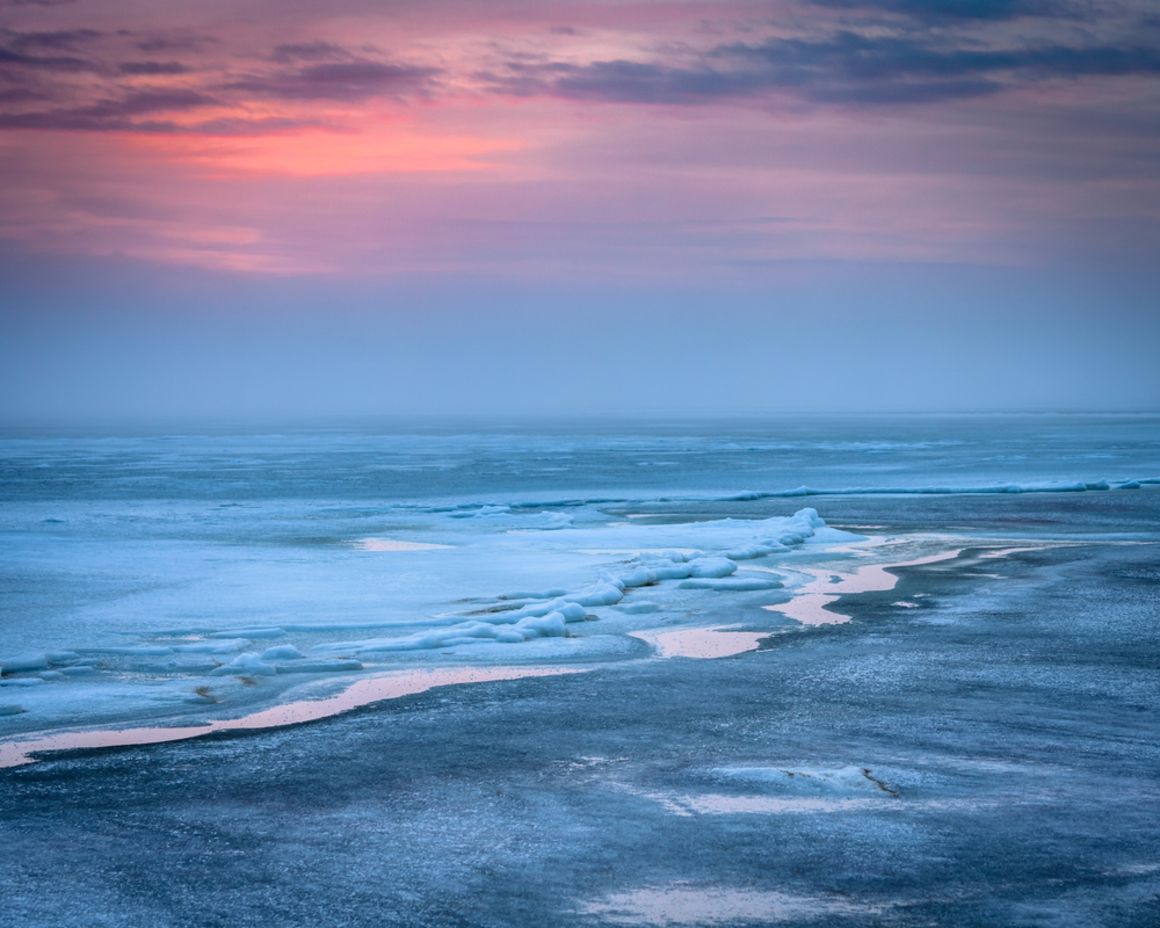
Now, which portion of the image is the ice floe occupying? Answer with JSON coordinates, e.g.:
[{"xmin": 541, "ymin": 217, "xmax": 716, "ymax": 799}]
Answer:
[{"xmin": 0, "ymin": 506, "xmax": 855, "ymax": 736}]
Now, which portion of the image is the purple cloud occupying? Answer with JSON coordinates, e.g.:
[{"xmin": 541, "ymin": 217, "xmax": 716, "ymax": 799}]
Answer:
[
  {"xmin": 485, "ymin": 27, "xmax": 1160, "ymax": 107},
  {"xmin": 223, "ymin": 60, "xmax": 439, "ymax": 102},
  {"xmin": 118, "ymin": 60, "xmax": 190, "ymax": 75},
  {"xmin": 0, "ymin": 88, "xmax": 218, "ymax": 131}
]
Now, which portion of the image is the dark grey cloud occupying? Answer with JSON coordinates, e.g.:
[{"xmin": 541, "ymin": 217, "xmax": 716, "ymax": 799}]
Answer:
[
  {"xmin": 522, "ymin": 59, "xmax": 761, "ymax": 104},
  {"xmin": 0, "ymin": 45, "xmax": 95, "ymax": 71},
  {"xmin": 809, "ymin": 75, "xmax": 1003, "ymax": 103},
  {"xmin": 487, "ymin": 29, "xmax": 1160, "ymax": 107},
  {"xmin": 72, "ymin": 87, "xmax": 216, "ymax": 115},
  {"xmin": 4, "ymin": 28, "xmax": 102, "ymax": 51},
  {"xmin": 715, "ymin": 31, "xmax": 1160, "ymax": 85},
  {"xmin": 118, "ymin": 60, "xmax": 190, "ymax": 75},
  {"xmin": 224, "ymin": 60, "xmax": 438, "ymax": 101},
  {"xmin": 0, "ymin": 86, "xmax": 42, "ymax": 102},
  {"xmin": 0, "ymin": 88, "xmax": 218, "ymax": 131},
  {"xmin": 807, "ymin": 0, "xmax": 1070, "ymax": 20},
  {"xmin": 129, "ymin": 32, "xmax": 216, "ymax": 54},
  {"xmin": 0, "ymin": 29, "xmax": 98, "ymax": 71},
  {"xmin": 270, "ymin": 41, "xmax": 352, "ymax": 63}
]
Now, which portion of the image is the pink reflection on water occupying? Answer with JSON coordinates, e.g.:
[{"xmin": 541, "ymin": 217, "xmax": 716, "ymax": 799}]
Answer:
[
  {"xmin": 628, "ymin": 626, "xmax": 769, "ymax": 660},
  {"xmin": 354, "ymin": 537, "xmax": 452, "ymax": 552},
  {"xmin": 663, "ymin": 793, "xmax": 882, "ymax": 815},
  {"xmin": 0, "ymin": 665, "xmax": 585, "ymax": 769},
  {"xmin": 767, "ymin": 547, "xmax": 964, "ymax": 626},
  {"xmin": 580, "ymin": 883, "xmax": 880, "ymax": 925}
]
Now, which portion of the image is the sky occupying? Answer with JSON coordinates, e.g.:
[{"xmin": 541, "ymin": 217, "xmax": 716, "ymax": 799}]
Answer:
[{"xmin": 1, "ymin": 0, "xmax": 1158, "ymax": 421}]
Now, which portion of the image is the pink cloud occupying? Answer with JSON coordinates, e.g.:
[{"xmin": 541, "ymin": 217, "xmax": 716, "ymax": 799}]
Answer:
[{"xmin": 0, "ymin": 0, "xmax": 1156, "ymax": 277}]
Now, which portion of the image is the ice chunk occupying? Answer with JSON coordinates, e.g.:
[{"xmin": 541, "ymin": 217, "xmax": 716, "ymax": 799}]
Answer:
[
  {"xmin": 315, "ymin": 606, "xmax": 576, "ymax": 655},
  {"xmin": 554, "ymin": 602, "xmax": 589, "ymax": 622},
  {"xmin": 687, "ymin": 557, "xmax": 738, "ymax": 578},
  {"xmin": 0, "ymin": 653, "xmax": 50, "ymax": 674},
  {"xmin": 209, "ymin": 654, "xmax": 277, "ymax": 677},
  {"xmin": 650, "ymin": 562, "xmax": 697, "ymax": 581},
  {"xmin": 573, "ymin": 583, "xmax": 625, "ymax": 607},
  {"xmin": 261, "ymin": 645, "xmax": 305, "ymax": 661},
  {"xmin": 725, "ymin": 544, "xmax": 779, "ymax": 560},
  {"xmin": 486, "ymin": 597, "xmax": 587, "ymax": 625},
  {"xmin": 514, "ymin": 611, "xmax": 567, "ymax": 638},
  {"xmin": 619, "ymin": 566, "xmax": 658, "ymax": 588}
]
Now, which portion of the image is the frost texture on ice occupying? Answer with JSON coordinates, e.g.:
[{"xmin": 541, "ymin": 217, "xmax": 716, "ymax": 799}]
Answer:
[
  {"xmin": 4, "ymin": 419, "xmax": 1156, "ymax": 740},
  {"xmin": 310, "ymin": 508, "xmax": 838, "ymax": 658},
  {"xmin": 0, "ymin": 506, "xmax": 851, "ymax": 733}
]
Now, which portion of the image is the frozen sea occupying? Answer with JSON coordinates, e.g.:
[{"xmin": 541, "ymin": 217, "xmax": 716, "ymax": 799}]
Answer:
[{"xmin": 2, "ymin": 415, "xmax": 1159, "ymax": 927}]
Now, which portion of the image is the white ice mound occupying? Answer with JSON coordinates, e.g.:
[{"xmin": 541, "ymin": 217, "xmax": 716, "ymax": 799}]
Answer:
[
  {"xmin": 27, "ymin": 507, "xmax": 848, "ymax": 683},
  {"xmin": 317, "ymin": 606, "xmax": 580, "ymax": 655},
  {"xmin": 582, "ymin": 507, "xmax": 834, "ymax": 561},
  {"xmin": 307, "ymin": 508, "xmax": 842, "ymax": 658}
]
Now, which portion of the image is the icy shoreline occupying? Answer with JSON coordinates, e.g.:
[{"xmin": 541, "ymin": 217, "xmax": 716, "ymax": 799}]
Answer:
[
  {"xmin": 0, "ymin": 506, "xmax": 855, "ymax": 738},
  {"xmin": 0, "ymin": 535, "xmax": 1050, "ymax": 767}
]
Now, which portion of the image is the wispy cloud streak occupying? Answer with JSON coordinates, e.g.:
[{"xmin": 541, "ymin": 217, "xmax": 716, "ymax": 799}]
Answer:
[{"xmin": 0, "ymin": 0, "xmax": 1155, "ymax": 277}]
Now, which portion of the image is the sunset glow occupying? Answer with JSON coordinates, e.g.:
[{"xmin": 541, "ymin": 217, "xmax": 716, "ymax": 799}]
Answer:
[
  {"xmin": 1, "ymin": 0, "xmax": 1158, "ymax": 417},
  {"xmin": 2, "ymin": 0, "xmax": 1157, "ymax": 278}
]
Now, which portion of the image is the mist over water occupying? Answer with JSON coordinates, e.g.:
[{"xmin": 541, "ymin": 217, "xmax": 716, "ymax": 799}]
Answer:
[{"xmin": 4, "ymin": 258, "xmax": 1159, "ymax": 424}]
